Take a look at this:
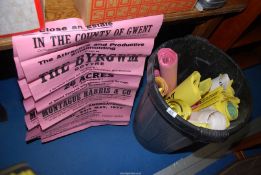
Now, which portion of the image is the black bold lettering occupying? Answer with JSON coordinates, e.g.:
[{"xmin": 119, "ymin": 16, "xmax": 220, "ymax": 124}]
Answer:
[
  {"xmin": 85, "ymin": 53, "xmax": 96, "ymax": 62},
  {"xmin": 61, "ymin": 62, "xmax": 70, "ymax": 73},
  {"xmin": 118, "ymin": 55, "xmax": 126, "ymax": 62},
  {"xmin": 42, "ymin": 110, "xmax": 49, "ymax": 117},
  {"xmin": 49, "ymin": 68, "xmax": 60, "ymax": 79},
  {"xmin": 50, "ymin": 36, "xmax": 57, "ymax": 46},
  {"xmin": 128, "ymin": 55, "xmax": 138, "ymax": 62},
  {"xmin": 93, "ymin": 72, "xmax": 99, "ymax": 78},
  {"xmin": 33, "ymin": 37, "xmax": 45, "ymax": 48},
  {"xmin": 106, "ymin": 54, "xmax": 115, "ymax": 62},
  {"xmin": 29, "ymin": 110, "xmax": 36, "ymax": 120},
  {"xmin": 75, "ymin": 55, "xmax": 84, "ymax": 66},
  {"xmin": 39, "ymin": 72, "xmax": 49, "ymax": 83},
  {"xmin": 96, "ymin": 54, "xmax": 106, "ymax": 62}
]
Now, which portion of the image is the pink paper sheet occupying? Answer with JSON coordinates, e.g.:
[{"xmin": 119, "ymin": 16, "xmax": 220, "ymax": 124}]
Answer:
[
  {"xmin": 27, "ymin": 54, "xmax": 146, "ymax": 101},
  {"xmin": 41, "ymin": 18, "xmax": 86, "ymax": 32},
  {"xmin": 18, "ymin": 79, "xmax": 32, "ymax": 99},
  {"xmin": 26, "ymin": 122, "xmax": 128, "ymax": 142},
  {"xmin": 23, "ymin": 73, "xmax": 141, "ymax": 112},
  {"xmin": 24, "ymin": 110, "xmax": 39, "ymax": 130},
  {"xmin": 21, "ymin": 38, "xmax": 154, "ymax": 82},
  {"xmin": 26, "ymin": 102, "xmax": 131, "ymax": 142},
  {"xmin": 42, "ymin": 121, "xmax": 129, "ymax": 143},
  {"xmin": 14, "ymin": 56, "xmax": 25, "ymax": 80},
  {"xmin": 12, "ymin": 15, "xmax": 163, "ymax": 61},
  {"xmin": 37, "ymin": 86, "xmax": 136, "ymax": 130},
  {"xmin": 14, "ymin": 18, "xmax": 87, "ymax": 79},
  {"xmin": 40, "ymin": 102, "xmax": 131, "ymax": 142},
  {"xmin": 23, "ymin": 97, "xmax": 35, "ymax": 112},
  {"xmin": 25, "ymin": 125, "xmax": 41, "ymax": 142}
]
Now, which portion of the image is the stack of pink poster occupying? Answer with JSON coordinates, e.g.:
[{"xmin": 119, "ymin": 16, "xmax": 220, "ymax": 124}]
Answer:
[{"xmin": 12, "ymin": 15, "xmax": 163, "ymax": 143}]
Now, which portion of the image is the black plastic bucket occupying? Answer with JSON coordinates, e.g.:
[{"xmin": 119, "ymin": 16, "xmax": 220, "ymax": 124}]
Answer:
[{"xmin": 133, "ymin": 36, "xmax": 252, "ymax": 153}]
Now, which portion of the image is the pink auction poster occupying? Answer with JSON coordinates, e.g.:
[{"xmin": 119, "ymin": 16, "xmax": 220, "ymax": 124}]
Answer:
[{"xmin": 12, "ymin": 15, "xmax": 163, "ymax": 142}]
